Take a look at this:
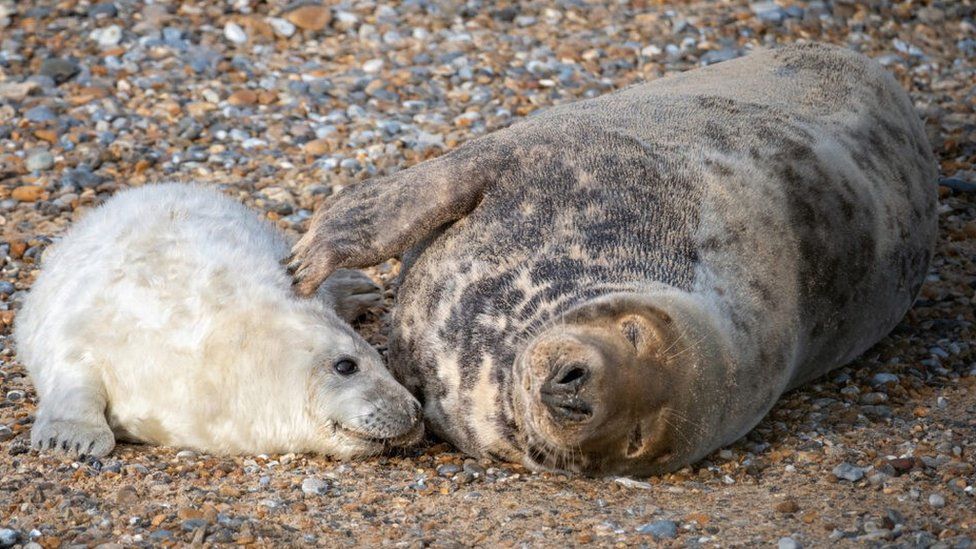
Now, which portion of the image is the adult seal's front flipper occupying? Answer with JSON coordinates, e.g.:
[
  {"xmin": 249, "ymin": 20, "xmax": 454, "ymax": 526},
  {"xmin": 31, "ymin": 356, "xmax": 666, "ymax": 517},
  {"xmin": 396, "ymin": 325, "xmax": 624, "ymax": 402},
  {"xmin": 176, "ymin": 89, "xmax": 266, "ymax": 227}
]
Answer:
[{"xmin": 288, "ymin": 136, "xmax": 512, "ymax": 296}]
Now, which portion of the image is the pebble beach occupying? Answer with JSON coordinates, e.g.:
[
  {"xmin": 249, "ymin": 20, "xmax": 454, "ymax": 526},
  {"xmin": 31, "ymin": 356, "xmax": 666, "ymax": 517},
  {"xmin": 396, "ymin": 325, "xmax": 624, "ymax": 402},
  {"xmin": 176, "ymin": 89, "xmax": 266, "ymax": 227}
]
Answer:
[{"xmin": 1, "ymin": 0, "xmax": 974, "ymax": 546}]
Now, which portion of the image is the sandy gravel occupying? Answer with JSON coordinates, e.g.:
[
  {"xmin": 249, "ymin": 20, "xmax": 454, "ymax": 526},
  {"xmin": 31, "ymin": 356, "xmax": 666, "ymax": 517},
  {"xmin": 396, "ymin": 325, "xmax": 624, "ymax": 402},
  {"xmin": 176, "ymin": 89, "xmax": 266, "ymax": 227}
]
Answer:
[{"xmin": 1, "ymin": 0, "xmax": 974, "ymax": 547}]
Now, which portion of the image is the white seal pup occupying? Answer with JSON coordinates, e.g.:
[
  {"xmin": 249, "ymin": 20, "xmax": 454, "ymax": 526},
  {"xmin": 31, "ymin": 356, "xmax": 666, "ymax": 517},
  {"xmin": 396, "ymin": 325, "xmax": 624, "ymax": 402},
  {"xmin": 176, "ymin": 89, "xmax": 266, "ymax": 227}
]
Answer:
[
  {"xmin": 288, "ymin": 43, "xmax": 937, "ymax": 476},
  {"xmin": 15, "ymin": 183, "xmax": 422, "ymax": 458}
]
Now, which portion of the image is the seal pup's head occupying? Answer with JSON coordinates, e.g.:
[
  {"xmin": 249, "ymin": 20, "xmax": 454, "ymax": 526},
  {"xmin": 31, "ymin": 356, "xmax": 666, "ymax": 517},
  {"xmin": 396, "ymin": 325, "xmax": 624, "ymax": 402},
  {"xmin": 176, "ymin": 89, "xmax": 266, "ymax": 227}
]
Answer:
[
  {"xmin": 296, "ymin": 310, "xmax": 424, "ymax": 458},
  {"xmin": 512, "ymin": 292, "xmax": 726, "ymax": 476}
]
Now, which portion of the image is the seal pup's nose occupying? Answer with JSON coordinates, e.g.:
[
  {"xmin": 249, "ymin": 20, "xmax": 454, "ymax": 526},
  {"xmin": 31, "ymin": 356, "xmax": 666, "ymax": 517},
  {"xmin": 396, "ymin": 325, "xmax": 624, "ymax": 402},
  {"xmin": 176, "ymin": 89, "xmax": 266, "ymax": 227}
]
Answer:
[{"xmin": 540, "ymin": 364, "xmax": 593, "ymax": 422}]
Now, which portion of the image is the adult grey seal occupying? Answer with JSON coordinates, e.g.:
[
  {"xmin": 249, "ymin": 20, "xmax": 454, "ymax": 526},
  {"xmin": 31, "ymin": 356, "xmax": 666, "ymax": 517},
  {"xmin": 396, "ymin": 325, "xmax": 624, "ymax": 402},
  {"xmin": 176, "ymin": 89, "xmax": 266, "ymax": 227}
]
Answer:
[{"xmin": 288, "ymin": 43, "xmax": 937, "ymax": 476}]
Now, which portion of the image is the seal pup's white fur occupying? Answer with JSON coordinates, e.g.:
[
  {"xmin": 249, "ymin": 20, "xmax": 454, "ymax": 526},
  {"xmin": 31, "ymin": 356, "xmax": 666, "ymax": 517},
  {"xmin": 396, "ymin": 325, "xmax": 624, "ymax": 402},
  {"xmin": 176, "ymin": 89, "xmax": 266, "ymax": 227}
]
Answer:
[{"xmin": 16, "ymin": 183, "xmax": 422, "ymax": 458}]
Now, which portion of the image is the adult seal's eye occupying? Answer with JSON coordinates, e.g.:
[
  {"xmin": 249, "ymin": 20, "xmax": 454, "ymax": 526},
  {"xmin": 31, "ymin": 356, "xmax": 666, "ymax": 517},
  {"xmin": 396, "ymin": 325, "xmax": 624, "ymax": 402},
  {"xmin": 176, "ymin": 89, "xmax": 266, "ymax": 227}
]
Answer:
[{"xmin": 333, "ymin": 359, "xmax": 359, "ymax": 376}]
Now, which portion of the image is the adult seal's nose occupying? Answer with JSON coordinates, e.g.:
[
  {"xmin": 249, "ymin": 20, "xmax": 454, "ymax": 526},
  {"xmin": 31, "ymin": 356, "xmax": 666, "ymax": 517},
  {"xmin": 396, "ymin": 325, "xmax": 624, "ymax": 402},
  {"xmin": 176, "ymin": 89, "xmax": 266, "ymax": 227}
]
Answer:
[{"xmin": 539, "ymin": 364, "xmax": 593, "ymax": 422}]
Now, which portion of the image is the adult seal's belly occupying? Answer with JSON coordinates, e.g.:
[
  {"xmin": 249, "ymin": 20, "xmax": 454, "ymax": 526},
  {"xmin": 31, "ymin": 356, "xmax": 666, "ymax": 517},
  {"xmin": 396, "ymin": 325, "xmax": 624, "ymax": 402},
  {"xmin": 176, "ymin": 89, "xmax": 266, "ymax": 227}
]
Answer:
[{"xmin": 289, "ymin": 43, "xmax": 938, "ymax": 476}]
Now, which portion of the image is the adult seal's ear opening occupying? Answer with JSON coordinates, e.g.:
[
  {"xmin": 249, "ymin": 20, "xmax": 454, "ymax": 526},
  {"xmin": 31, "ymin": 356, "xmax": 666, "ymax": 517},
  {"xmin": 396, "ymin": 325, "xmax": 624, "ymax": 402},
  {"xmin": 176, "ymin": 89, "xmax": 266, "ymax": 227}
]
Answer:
[{"xmin": 512, "ymin": 292, "xmax": 733, "ymax": 476}]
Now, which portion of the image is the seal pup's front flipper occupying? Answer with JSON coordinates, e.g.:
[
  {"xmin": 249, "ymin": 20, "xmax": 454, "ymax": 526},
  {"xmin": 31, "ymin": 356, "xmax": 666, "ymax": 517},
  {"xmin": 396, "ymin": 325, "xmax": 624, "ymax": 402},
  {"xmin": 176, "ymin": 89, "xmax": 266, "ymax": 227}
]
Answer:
[
  {"xmin": 316, "ymin": 268, "xmax": 383, "ymax": 323},
  {"xmin": 288, "ymin": 136, "xmax": 509, "ymax": 296},
  {"xmin": 30, "ymin": 365, "xmax": 115, "ymax": 457}
]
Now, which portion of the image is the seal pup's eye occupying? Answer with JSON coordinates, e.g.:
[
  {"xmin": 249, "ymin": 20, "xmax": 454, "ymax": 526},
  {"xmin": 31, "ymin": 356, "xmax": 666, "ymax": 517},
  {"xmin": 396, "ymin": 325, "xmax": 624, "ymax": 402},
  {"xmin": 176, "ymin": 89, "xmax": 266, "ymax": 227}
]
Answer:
[{"xmin": 333, "ymin": 359, "xmax": 359, "ymax": 376}]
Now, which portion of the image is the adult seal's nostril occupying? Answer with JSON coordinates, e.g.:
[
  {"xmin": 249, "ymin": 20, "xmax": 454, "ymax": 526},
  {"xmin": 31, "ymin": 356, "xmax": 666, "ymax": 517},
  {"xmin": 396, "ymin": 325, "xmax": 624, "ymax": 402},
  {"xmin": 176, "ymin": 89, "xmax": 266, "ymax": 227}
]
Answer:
[{"xmin": 548, "ymin": 364, "xmax": 589, "ymax": 391}]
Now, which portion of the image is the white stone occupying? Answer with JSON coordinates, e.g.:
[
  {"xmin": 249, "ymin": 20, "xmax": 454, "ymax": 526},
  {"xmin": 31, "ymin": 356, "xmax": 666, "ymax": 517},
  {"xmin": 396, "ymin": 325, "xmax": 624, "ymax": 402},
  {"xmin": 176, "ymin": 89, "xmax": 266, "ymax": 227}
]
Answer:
[
  {"xmin": 641, "ymin": 44, "xmax": 663, "ymax": 57},
  {"xmin": 362, "ymin": 59, "xmax": 384, "ymax": 74},
  {"xmin": 224, "ymin": 22, "xmax": 247, "ymax": 44},
  {"xmin": 92, "ymin": 25, "xmax": 123, "ymax": 47},
  {"xmin": 301, "ymin": 478, "xmax": 329, "ymax": 495},
  {"xmin": 268, "ymin": 17, "xmax": 295, "ymax": 38}
]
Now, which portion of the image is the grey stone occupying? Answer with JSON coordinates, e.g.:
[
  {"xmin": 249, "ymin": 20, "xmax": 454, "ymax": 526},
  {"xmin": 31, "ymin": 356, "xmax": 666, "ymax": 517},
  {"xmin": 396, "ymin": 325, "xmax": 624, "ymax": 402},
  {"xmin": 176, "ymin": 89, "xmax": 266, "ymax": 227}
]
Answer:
[
  {"xmin": 636, "ymin": 520, "xmax": 678, "ymax": 539},
  {"xmin": 61, "ymin": 166, "xmax": 105, "ymax": 189},
  {"xmin": 437, "ymin": 464, "xmax": 461, "ymax": 477},
  {"xmin": 832, "ymin": 462, "xmax": 865, "ymax": 482},
  {"xmin": 162, "ymin": 27, "xmax": 183, "ymax": 45},
  {"xmin": 0, "ymin": 528, "xmax": 20, "ymax": 548},
  {"xmin": 463, "ymin": 461, "xmax": 486, "ymax": 477},
  {"xmin": 181, "ymin": 519, "xmax": 208, "ymax": 531},
  {"xmin": 778, "ymin": 537, "xmax": 802, "ymax": 549},
  {"xmin": 870, "ymin": 373, "xmax": 899, "ymax": 386},
  {"xmin": 861, "ymin": 405, "xmax": 893, "ymax": 418},
  {"xmin": 149, "ymin": 530, "xmax": 174, "ymax": 541},
  {"xmin": 26, "ymin": 150, "xmax": 55, "ymax": 172},
  {"xmin": 39, "ymin": 58, "xmax": 80, "ymax": 84},
  {"xmin": 25, "ymin": 106, "xmax": 56, "ymax": 123},
  {"xmin": 301, "ymin": 478, "xmax": 329, "ymax": 495},
  {"xmin": 89, "ymin": 3, "xmax": 118, "ymax": 19},
  {"xmin": 751, "ymin": 1, "xmax": 787, "ymax": 23}
]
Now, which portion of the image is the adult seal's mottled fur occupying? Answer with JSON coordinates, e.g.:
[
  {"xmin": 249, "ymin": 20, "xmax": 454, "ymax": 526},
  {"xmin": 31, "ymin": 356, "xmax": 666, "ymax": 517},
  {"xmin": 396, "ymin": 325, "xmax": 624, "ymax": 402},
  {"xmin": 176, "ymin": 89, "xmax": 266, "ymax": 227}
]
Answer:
[{"xmin": 289, "ymin": 43, "xmax": 938, "ymax": 476}]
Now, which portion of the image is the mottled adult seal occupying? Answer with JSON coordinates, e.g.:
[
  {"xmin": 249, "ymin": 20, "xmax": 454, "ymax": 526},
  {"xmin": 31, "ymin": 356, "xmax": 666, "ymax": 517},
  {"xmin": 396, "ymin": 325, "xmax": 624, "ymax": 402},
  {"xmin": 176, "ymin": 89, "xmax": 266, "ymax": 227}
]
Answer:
[
  {"xmin": 17, "ymin": 184, "xmax": 422, "ymax": 458},
  {"xmin": 289, "ymin": 43, "xmax": 937, "ymax": 475}
]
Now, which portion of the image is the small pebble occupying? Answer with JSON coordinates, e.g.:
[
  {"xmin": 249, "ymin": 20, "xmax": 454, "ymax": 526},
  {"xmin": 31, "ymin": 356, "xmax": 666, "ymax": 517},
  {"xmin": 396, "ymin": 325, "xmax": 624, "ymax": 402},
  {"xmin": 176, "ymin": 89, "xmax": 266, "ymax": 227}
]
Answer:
[
  {"xmin": 284, "ymin": 4, "xmax": 332, "ymax": 31},
  {"xmin": 182, "ymin": 519, "xmax": 207, "ymax": 531},
  {"xmin": 149, "ymin": 530, "xmax": 174, "ymax": 541},
  {"xmin": 832, "ymin": 463, "xmax": 865, "ymax": 482},
  {"xmin": 268, "ymin": 17, "xmax": 295, "ymax": 38},
  {"xmin": 92, "ymin": 24, "xmax": 123, "ymax": 47},
  {"xmin": 224, "ymin": 22, "xmax": 247, "ymax": 44},
  {"xmin": 39, "ymin": 58, "xmax": 80, "ymax": 83},
  {"xmin": 870, "ymin": 373, "xmax": 899, "ymax": 386},
  {"xmin": 0, "ymin": 529, "xmax": 20, "ymax": 547},
  {"xmin": 436, "ymin": 463, "xmax": 461, "ymax": 477},
  {"xmin": 301, "ymin": 478, "xmax": 329, "ymax": 496},
  {"xmin": 88, "ymin": 3, "xmax": 118, "ymax": 19},
  {"xmin": 751, "ymin": 1, "xmax": 787, "ymax": 23},
  {"xmin": 636, "ymin": 520, "xmax": 678, "ymax": 539},
  {"xmin": 928, "ymin": 493, "xmax": 946, "ymax": 508},
  {"xmin": 778, "ymin": 537, "xmax": 802, "ymax": 549},
  {"xmin": 363, "ymin": 59, "xmax": 384, "ymax": 74},
  {"xmin": 25, "ymin": 150, "xmax": 55, "ymax": 172},
  {"xmin": 24, "ymin": 106, "xmax": 56, "ymax": 123},
  {"xmin": 463, "ymin": 461, "xmax": 486, "ymax": 477}
]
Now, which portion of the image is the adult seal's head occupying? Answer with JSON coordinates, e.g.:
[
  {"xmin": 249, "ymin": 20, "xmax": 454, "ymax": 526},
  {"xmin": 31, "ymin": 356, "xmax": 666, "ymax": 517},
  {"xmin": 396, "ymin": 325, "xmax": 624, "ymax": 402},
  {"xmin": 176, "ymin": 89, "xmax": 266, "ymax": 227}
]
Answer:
[{"xmin": 511, "ymin": 293, "xmax": 730, "ymax": 475}]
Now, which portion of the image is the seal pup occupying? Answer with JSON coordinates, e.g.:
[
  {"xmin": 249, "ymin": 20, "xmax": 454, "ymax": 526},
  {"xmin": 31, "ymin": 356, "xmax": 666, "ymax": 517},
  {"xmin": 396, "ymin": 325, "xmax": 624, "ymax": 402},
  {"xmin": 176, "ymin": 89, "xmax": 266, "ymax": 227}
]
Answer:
[
  {"xmin": 288, "ymin": 43, "xmax": 937, "ymax": 475},
  {"xmin": 16, "ymin": 183, "xmax": 423, "ymax": 458}
]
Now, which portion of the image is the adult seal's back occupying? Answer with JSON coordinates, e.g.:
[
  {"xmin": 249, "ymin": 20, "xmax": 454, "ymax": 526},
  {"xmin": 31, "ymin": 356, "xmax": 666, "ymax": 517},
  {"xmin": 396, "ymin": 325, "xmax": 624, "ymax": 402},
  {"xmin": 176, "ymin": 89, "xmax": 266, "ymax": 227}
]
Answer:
[{"xmin": 289, "ymin": 43, "xmax": 938, "ymax": 476}]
